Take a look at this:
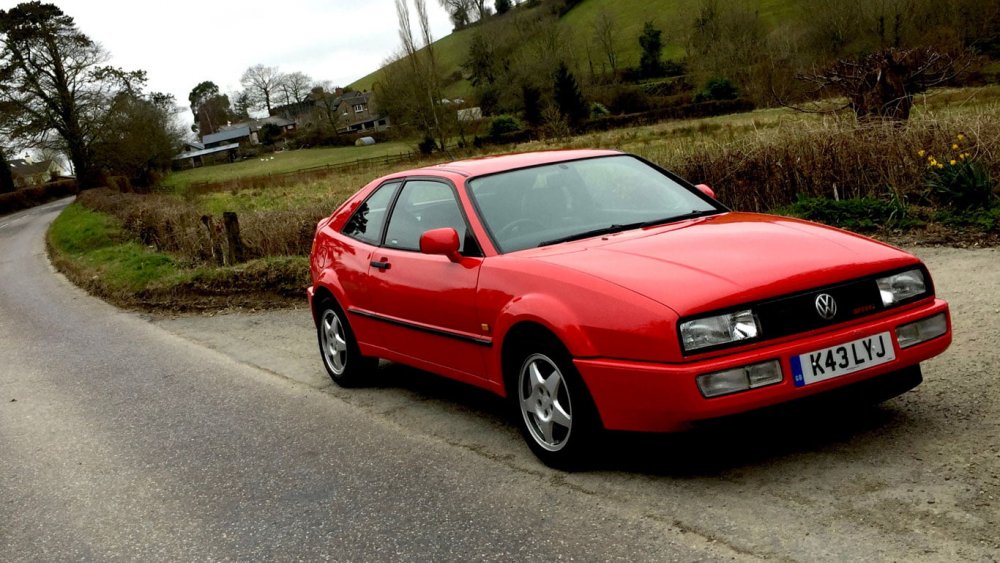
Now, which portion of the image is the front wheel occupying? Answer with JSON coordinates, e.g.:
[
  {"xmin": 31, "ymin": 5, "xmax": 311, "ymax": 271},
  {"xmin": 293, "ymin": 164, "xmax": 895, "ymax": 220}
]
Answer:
[
  {"xmin": 317, "ymin": 299, "xmax": 376, "ymax": 387},
  {"xmin": 513, "ymin": 343, "xmax": 600, "ymax": 469}
]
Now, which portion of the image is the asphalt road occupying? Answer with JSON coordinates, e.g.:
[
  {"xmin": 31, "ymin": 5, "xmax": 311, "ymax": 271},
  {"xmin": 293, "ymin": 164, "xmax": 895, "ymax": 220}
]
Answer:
[{"xmin": 3, "ymin": 200, "xmax": 999, "ymax": 561}]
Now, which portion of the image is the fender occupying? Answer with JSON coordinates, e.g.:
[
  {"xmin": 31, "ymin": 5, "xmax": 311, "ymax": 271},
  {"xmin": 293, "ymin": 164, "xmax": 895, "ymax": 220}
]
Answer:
[
  {"xmin": 484, "ymin": 292, "xmax": 597, "ymax": 391},
  {"xmin": 310, "ymin": 268, "xmax": 350, "ymax": 323},
  {"xmin": 493, "ymin": 292, "xmax": 597, "ymax": 357}
]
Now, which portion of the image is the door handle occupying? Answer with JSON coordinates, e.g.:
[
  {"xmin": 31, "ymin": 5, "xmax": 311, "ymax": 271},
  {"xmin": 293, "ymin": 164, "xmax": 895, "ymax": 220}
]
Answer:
[{"xmin": 370, "ymin": 259, "xmax": 391, "ymax": 271}]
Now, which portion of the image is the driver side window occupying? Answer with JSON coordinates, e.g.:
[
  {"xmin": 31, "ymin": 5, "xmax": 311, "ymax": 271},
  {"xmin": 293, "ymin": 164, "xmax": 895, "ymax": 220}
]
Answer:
[{"xmin": 384, "ymin": 180, "xmax": 471, "ymax": 253}]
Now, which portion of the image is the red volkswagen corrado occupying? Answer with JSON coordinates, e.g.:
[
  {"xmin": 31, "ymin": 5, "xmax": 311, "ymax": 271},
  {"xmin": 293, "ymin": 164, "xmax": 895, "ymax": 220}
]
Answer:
[{"xmin": 308, "ymin": 149, "xmax": 951, "ymax": 467}]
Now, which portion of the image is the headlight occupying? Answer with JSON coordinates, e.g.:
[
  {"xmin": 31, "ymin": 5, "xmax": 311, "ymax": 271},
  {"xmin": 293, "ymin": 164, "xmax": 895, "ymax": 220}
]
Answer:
[
  {"xmin": 680, "ymin": 309, "xmax": 759, "ymax": 352},
  {"xmin": 877, "ymin": 269, "xmax": 927, "ymax": 306}
]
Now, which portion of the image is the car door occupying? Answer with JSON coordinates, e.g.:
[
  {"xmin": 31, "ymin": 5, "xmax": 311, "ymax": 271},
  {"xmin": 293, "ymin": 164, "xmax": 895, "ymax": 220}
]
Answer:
[{"xmin": 355, "ymin": 179, "xmax": 487, "ymax": 383}]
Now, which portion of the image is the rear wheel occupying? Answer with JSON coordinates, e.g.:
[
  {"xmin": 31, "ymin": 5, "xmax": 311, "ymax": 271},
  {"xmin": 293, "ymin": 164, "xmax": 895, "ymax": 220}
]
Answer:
[
  {"xmin": 513, "ymin": 340, "xmax": 600, "ymax": 469},
  {"xmin": 316, "ymin": 299, "xmax": 376, "ymax": 387}
]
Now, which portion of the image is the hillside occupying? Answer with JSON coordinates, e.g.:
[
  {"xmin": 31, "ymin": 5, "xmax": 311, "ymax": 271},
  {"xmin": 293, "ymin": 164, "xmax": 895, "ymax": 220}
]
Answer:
[{"xmin": 349, "ymin": 0, "xmax": 800, "ymax": 99}]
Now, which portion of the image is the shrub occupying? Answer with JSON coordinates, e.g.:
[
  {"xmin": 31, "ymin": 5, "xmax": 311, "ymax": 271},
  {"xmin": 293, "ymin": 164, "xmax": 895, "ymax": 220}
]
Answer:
[
  {"xmin": 776, "ymin": 194, "xmax": 911, "ymax": 231},
  {"xmin": 417, "ymin": 135, "xmax": 437, "ymax": 155},
  {"xmin": 694, "ymin": 78, "xmax": 739, "ymax": 102},
  {"xmin": 919, "ymin": 134, "xmax": 995, "ymax": 210},
  {"xmin": 0, "ymin": 180, "xmax": 80, "ymax": 215},
  {"xmin": 609, "ymin": 87, "xmax": 651, "ymax": 114},
  {"xmin": 489, "ymin": 114, "xmax": 522, "ymax": 139}
]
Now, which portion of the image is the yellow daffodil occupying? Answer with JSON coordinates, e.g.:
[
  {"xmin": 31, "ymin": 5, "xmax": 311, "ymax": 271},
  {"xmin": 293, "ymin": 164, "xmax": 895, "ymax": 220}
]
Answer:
[
  {"xmin": 950, "ymin": 159, "xmax": 957, "ymax": 165},
  {"xmin": 937, "ymin": 163, "xmax": 944, "ymax": 169},
  {"xmin": 918, "ymin": 149, "xmax": 926, "ymax": 157},
  {"xmin": 960, "ymin": 153, "xmax": 967, "ymax": 160},
  {"xmin": 952, "ymin": 143, "xmax": 959, "ymax": 150},
  {"xmin": 957, "ymin": 134, "xmax": 965, "ymax": 141}
]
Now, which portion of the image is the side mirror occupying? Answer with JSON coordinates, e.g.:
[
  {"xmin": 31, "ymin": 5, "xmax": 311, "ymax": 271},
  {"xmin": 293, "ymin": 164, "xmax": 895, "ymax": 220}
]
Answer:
[
  {"xmin": 695, "ymin": 183, "xmax": 716, "ymax": 199},
  {"xmin": 419, "ymin": 227, "xmax": 461, "ymax": 262}
]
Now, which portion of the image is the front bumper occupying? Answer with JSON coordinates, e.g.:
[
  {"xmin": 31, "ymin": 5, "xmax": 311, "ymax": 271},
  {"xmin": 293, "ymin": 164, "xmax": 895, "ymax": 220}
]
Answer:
[{"xmin": 576, "ymin": 298, "xmax": 951, "ymax": 432}]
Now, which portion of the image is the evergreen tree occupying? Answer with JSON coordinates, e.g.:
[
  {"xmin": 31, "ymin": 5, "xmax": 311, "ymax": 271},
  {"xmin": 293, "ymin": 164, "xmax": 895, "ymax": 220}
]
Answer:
[
  {"xmin": 639, "ymin": 21, "xmax": 664, "ymax": 78},
  {"xmin": 553, "ymin": 63, "xmax": 587, "ymax": 128}
]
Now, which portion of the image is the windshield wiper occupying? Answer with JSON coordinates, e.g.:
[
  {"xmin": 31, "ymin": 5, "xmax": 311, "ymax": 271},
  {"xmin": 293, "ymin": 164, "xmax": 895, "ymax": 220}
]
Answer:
[
  {"xmin": 537, "ymin": 210, "xmax": 722, "ymax": 247},
  {"xmin": 538, "ymin": 222, "xmax": 644, "ymax": 247},
  {"xmin": 640, "ymin": 209, "xmax": 721, "ymax": 227}
]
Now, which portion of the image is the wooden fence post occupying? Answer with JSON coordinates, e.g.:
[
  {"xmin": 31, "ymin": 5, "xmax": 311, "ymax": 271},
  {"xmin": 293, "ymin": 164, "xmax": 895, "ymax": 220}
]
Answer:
[{"xmin": 222, "ymin": 211, "xmax": 245, "ymax": 264}]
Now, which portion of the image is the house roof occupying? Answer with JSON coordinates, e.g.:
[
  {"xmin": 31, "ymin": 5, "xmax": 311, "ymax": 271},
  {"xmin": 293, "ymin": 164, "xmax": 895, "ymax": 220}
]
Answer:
[
  {"xmin": 173, "ymin": 142, "xmax": 241, "ymax": 160},
  {"xmin": 9, "ymin": 158, "xmax": 56, "ymax": 178},
  {"xmin": 337, "ymin": 91, "xmax": 371, "ymax": 106},
  {"xmin": 258, "ymin": 115, "xmax": 295, "ymax": 128},
  {"xmin": 202, "ymin": 126, "xmax": 251, "ymax": 145}
]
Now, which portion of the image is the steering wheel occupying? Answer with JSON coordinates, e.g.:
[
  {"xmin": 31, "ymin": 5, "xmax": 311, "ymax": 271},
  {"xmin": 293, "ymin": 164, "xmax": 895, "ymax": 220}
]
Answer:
[{"xmin": 496, "ymin": 218, "xmax": 546, "ymax": 240}]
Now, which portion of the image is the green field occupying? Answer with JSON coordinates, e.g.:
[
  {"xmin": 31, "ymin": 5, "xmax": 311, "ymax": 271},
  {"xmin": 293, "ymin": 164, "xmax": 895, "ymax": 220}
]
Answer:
[
  {"xmin": 350, "ymin": 0, "xmax": 799, "ymax": 98},
  {"xmin": 162, "ymin": 141, "xmax": 415, "ymax": 192}
]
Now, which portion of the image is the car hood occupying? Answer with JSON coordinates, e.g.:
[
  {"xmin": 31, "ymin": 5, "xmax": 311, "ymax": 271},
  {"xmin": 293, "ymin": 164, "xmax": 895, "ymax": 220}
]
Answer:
[{"xmin": 530, "ymin": 213, "xmax": 920, "ymax": 316}]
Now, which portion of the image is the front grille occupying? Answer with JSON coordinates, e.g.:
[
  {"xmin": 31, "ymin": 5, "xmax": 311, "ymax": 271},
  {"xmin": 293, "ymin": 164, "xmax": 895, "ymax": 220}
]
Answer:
[{"xmin": 756, "ymin": 278, "xmax": 883, "ymax": 340}]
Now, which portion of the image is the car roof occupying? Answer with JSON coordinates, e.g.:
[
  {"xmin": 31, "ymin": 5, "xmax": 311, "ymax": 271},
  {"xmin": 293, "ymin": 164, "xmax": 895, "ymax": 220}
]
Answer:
[{"xmin": 415, "ymin": 149, "xmax": 623, "ymax": 178}]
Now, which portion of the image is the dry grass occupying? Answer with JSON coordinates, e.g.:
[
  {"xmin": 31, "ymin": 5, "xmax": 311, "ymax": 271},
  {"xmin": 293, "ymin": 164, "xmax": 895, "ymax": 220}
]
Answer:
[{"xmin": 80, "ymin": 87, "xmax": 999, "ymax": 267}]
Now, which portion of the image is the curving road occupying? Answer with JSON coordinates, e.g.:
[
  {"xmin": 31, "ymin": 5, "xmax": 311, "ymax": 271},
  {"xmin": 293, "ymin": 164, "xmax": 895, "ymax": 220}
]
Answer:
[{"xmin": 2, "ymin": 200, "xmax": 999, "ymax": 561}]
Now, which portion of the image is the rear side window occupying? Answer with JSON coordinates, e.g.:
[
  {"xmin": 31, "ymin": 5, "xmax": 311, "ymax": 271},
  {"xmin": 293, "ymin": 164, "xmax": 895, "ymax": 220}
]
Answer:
[{"xmin": 342, "ymin": 182, "xmax": 399, "ymax": 244}]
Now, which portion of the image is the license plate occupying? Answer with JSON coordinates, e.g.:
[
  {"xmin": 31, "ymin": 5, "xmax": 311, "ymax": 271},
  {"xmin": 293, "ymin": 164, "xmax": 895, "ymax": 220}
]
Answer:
[{"xmin": 791, "ymin": 332, "xmax": 896, "ymax": 387}]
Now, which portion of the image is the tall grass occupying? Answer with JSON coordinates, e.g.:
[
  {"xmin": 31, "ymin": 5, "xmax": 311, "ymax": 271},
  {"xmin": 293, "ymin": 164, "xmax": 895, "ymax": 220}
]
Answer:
[{"xmin": 78, "ymin": 94, "xmax": 999, "ymax": 268}]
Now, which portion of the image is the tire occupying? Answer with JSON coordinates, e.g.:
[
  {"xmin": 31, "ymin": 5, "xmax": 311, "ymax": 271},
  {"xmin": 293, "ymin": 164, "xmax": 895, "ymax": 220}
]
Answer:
[
  {"xmin": 511, "ymin": 339, "xmax": 601, "ymax": 470},
  {"xmin": 316, "ymin": 299, "xmax": 376, "ymax": 387}
]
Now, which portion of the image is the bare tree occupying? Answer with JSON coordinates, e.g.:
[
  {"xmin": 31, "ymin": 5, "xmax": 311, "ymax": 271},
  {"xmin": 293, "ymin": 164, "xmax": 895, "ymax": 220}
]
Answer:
[
  {"xmin": 278, "ymin": 71, "xmax": 313, "ymax": 107},
  {"xmin": 394, "ymin": 0, "xmax": 448, "ymax": 152},
  {"xmin": 798, "ymin": 47, "xmax": 965, "ymax": 121},
  {"xmin": 240, "ymin": 64, "xmax": 281, "ymax": 113},
  {"xmin": 591, "ymin": 10, "xmax": 618, "ymax": 78}
]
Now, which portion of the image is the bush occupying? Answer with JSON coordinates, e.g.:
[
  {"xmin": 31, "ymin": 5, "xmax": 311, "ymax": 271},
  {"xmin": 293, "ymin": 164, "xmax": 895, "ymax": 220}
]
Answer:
[
  {"xmin": 489, "ymin": 114, "xmax": 522, "ymax": 139},
  {"xmin": 417, "ymin": 136, "xmax": 437, "ymax": 155},
  {"xmin": 694, "ymin": 78, "xmax": 739, "ymax": 102},
  {"xmin": 609, "ymin": 87, "xmax": 651, "ymax": 114},
  {"xmin": 776, "ymin": 194, "xmax": 911, "ymax": 231},
  {"xmin": 0, "ymin": 180, "xmax": 80, "ymax": 215},
  {"xmin": 919, "ymin": 135, "xmax": 995, "ymax": 210}
]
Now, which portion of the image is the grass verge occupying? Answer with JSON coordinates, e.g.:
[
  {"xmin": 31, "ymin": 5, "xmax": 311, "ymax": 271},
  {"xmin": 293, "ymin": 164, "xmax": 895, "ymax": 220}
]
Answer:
[{"xmin": 48, "ymin": 204, "xmax": 310, "ymax": 313}]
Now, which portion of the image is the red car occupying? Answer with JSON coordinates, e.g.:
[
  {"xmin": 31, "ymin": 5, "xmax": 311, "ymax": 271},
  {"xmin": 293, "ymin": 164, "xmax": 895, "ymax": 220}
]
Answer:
[{"xmin": 308, "ymin": 150, "xmax": 951, "ymax": 468}]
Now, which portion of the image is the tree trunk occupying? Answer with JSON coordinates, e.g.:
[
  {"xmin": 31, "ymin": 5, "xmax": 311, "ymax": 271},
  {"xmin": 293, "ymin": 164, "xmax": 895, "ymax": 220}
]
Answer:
[
  {"xmin": 66, "ymin": 140, "xmax": 100, "ymax": 188},
  {"xmin": 0, "ymin": 147, "xmax": 16, "ymax": 194}
]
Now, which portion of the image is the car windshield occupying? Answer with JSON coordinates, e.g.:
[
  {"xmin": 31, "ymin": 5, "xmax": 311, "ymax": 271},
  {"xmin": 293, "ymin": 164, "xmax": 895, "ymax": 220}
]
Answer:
[{"xmin": 467, "ymin": 155, "xmax": 722, "ymax": 253}]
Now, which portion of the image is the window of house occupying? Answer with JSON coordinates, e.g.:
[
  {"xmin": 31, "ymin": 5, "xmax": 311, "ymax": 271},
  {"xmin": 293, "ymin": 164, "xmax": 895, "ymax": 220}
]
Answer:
[{"xmin": 353, "ymin": 104, "xmax": 366, "ymax": 113}]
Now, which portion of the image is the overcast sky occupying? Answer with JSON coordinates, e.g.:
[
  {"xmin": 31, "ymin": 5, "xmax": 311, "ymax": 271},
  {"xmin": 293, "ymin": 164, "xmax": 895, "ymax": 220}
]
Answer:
[{"xmin": 0, "ymin": 0, "xmax": 454, "ymax": 128}]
